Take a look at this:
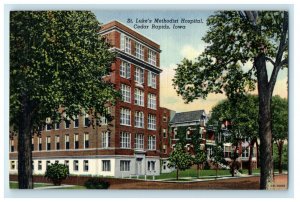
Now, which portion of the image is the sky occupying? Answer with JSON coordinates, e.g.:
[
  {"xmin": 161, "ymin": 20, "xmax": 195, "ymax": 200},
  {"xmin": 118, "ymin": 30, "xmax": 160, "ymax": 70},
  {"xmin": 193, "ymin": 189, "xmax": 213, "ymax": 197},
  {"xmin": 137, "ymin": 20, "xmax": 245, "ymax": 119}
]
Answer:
[{"xmin": 93, "ymin": 10, "xmax": 288, "ymax": 113}]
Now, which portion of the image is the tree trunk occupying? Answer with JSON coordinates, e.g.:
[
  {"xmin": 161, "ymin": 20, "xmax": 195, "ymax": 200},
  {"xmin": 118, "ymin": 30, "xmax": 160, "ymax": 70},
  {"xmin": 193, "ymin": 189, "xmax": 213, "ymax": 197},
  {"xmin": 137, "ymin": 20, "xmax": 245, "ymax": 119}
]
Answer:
[
  {"xmin": 277, "ymin": 140, "xmax": 284, "ymax": 174},
  {"xmin": 176, "ymin": 168, "xmax": 179, "ymax": 180},
  {"xmin": 248, "ymin": 140, "xmax": 255, "ymax": 175},
  {"xmin": 255, "ymin": 54, "xmax": 273, "ymax": 190},
  {"xmin": 197, "ymin": 164, "xmax": 200, "ymax": 178},
  {"xmin": 18, "ymin": 94, "xmax": 33, "ymax": 189}
]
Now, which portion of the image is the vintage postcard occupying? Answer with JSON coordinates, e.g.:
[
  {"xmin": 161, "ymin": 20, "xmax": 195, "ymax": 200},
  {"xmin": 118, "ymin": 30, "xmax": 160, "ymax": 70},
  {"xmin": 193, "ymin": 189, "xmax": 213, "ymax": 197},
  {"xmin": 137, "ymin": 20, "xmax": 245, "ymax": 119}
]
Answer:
[{"xmin": 8, "ymin": 8, "xmax": 288, "ymax": 192}]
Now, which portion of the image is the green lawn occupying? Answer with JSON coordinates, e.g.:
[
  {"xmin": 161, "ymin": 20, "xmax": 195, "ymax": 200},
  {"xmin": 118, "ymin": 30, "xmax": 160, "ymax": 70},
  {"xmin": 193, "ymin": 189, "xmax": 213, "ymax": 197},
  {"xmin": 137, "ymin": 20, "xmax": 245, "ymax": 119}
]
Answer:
[{"xmin": 9, "ymin": 182, "xmax": 53, "ymax": 189}]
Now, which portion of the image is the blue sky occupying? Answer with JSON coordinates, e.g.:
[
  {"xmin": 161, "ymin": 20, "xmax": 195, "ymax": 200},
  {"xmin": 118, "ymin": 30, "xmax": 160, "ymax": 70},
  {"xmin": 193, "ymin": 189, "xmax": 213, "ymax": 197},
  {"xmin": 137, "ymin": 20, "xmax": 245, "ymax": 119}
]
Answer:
[{"xmin": 93, "ymin": 10, "xmax": 288, "ymax": 113}]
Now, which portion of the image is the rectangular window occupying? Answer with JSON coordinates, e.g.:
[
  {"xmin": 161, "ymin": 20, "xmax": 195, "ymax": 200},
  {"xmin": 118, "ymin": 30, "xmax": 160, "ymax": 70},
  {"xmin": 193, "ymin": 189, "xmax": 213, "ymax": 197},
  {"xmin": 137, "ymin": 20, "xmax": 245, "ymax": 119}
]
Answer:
[
  {"xmin": 74, "ymin": 134, "xmax": 79, "ymax": 149},
  {"xmin": 38, "ymin": 161, "xmax": 42, "ymax": 170},
  {"xmin": 120, "ymin": 160, "xmax": 130, "ymax": 171},
  {"xmin": 148, "ymin": 49, "xmax": 157, "ymax": 66},
  {"xmin": 65, "ymin": 119, "xmax": 70, "ymax": 129},
  {"xmin": 55, "ymin": 122, "xmax": 60, "ymax": 130},
  {"xmin": 134, "ymin": 111, "xmax": 144, "ymax": 128},
  {"xmin": 46, "ymin": 161, "xmax": 51, "ymax": 169},
  {"xmin": 84, "ymin": 133, "xmax": 89, "ymax": 149},
  {"xmin": 11, "ymin": 161, "xmax": 15, "ymax": 170},
  {"xmin": 163, "ymin": 129, "xmax": 167, "ymax": 138},
  {"xmin": 120, "ymin": 132, "xmax": 131, "ymax": 148},
  {"xmin": 174, "ymin": 128, "xmax": 178, "ymax": 139},
  {"xmin": 74, "ymin": 115, "xmax": 79, "ymax": 128},
  {"xmin": 163, "ymin": 115, "xmax": 167, "ymax": 122},
  {"xmin": 135, "ymin": 42, "xmax": 144, "ymax": 60},
  {"xmin": 148, "ymin": 71, "xmax": 157, "ymax": 89},
  {"xmin": 73, "ymin": 160, "xmax": 79, "ymax": 171},
  {"xmin": 46, "ymin": 136, "xmax": 51, "ymax": 151},
  {"xmin": 134, "ymin": 134, "xmax": 144, "ymax": 150},
  {"xmin": 124, "ymin": 36, "xmax": 131, "ymax": 54},
  {"xmin": 83, "ymin": 160, "xmax": 89, "ymax": 171},
  {"xmin": 147, "ymin": 161, "xmax": 155, "ymax": 171},
  {"xmin": 38, "ymin": 137, "xmax": 42, "ymax": 151},
  {"xmin": 134, "ymin": 88, "xmax": 144, "ymax": 106},
  {"xmin": 163, "ymin": 145, "xmax": 167, "ymax": 154},
  {"xmin": 102, "ymin": 131, "xmax": 111, "ymax": 148},
  {"xmin": 64, "ymin": 160, "xmax": 69, "ymax": 170},
  {"xmin": 121, "ymin": 84, "xmax": 131, "ymax": 103},
  {"xmin": 148, "ymin": 114, "xmax": 156, "ymax": 130},
  {"xmin": 147, "ymin": 93, "xmax": 157, "ymax": 109},
  {"xmin": 31, "ymin": 137, "xmax": 34, "ymax": 151},
  {"xmin": 84, "ymin": 114, "xmax": 90, "ymax": 127},
  {"xmin": 148, "ymin": 135, "xmax": 156, "ymax": 150},
  {"xmin": 55, "ymin": 135, "xmax": 60, "ymax": 150},
  {"xmin": 46, "ymin": 124, "xmax": 52, "ymax": 131},
  {"xmin": 65, "ymin": 134, "xmax": 70, "ymax": 150},
  {"xmin": 10, "ymin": 139, "xmax": 14, "ymax": 152},
  {"xmin": 120, "ymin": 108, "xmax": 131, "ymax": 126},
  {"xmin": 102, "ymin": 160, "xmax": 111, "ymax": 171},
  {"xmin": 120, "ymin": 60, "xmax": 131, "ymax": 79},
  {"xmin": 134, "ymin": 66, "xmax": 144, "ymax": 84}
]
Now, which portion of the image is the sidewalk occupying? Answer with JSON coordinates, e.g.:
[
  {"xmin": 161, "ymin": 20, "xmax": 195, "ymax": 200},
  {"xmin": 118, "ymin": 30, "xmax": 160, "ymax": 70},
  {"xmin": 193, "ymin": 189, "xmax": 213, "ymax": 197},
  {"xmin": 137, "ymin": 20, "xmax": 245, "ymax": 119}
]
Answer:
[{"xmin": 34, "ymin": 184, "xmax": 76, "ymax": 189}]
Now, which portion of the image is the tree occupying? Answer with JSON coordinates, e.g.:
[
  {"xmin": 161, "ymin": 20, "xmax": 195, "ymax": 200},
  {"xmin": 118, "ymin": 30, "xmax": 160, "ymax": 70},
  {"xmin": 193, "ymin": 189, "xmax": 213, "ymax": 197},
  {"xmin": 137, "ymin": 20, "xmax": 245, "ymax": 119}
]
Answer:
[
  {"xmin": 168, "ymin": 143, "xmax": 193, "ymax": 180},
  {"xmin": 208, "ymin": 95, "xmax": 259, "ymax": 175},
  {"xmin": 173, "ymin": 11, "xmax": 288, "ymax": 189},
  {"xmin": 10, "ymin": 11, "xmax": 119, "ymax": 189},
  {"xmin": 45, "ymin": 163, "xmax": 69, "ymax": 186},
  {"xmin": 271, "ymin": 95, "xmax": 288, "ymax": 174},
  {"xmin": 193, "ymin": 150, "xmax": 206, "ymax": 178},
  {"xmin": 211, "ymin": 143, "xmax": 225, "ymax": 178}
]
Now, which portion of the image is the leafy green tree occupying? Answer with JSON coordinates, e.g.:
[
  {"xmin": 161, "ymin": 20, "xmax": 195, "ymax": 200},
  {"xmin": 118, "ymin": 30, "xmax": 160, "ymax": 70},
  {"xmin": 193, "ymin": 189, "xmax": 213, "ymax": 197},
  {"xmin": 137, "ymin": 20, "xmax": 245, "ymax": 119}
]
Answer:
[
  {"xmin": 45, "ymin": 163, "xmax": 69, "ymax": 186},
  {"xmin": 173, "ymin": 11, "xmax": 288, "ymax": 189},
  {"xmin": 210, "ymin": 143, "xmax": 225, "ymax": 178},
  {"xmin": 193, "ymin": 150, "xmax": 206, "ymax": 178},
  {"xmin": 10, "ymin": 11, "xmax": 119, "ymax": 189},
  {"xmin": 168, "ymin": 143, "xmax": 193, "ymax": 180},
  {"xmin": 271, "ymin": 95, "xmax": 288, "ymax": 174}
]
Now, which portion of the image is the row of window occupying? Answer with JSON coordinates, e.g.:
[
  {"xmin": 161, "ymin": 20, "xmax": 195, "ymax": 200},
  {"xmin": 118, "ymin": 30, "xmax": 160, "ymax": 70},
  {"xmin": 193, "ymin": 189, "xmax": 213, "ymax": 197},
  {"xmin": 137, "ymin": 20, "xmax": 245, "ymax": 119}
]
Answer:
[
  {"xmin": 120, "ymin": 108, "xmax": 156, "ymax": 130},
  {"xmin": 121, "ymin": 84, "xmax": 157, "ymax": 109},
  {"xmin": 120, "ymin": 34, "xmax": 157, "ymax": 67},
  {"xmin": 120, "ymin": 60, "xmax": 157, "ymax": 89},
  {"xmin": 10, "ymin": 132, "xmax": 156, "ymax": 152},
  {"xmin": 44, "ymin": 114, "xmax": 108, "ymax": 131}
]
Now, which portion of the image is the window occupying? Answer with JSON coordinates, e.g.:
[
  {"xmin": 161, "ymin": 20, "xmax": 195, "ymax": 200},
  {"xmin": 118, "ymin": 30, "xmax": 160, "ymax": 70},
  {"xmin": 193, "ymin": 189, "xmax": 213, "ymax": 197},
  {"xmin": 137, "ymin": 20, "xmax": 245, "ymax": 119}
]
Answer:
[
  {"xmin": 163, "ymin": 129, "xmax": 167, "ymax": 138},
  {"xmin": 135, "ymin": 42, "xmax": 144, "ymax": 59},
  {"xmin": 134, "ymin": 88, "xmax": 144, "ymax": 106},
  {"xmin": 101, "ymin": 115, "xmax": 108, "ymax": 125},
  {"xmin": 31, "ymin": 137, "xmax": 34, "ymax": 151},
  {"xmin": 46, "ymin": 136, "xmax": 51, "ymax": 151},
  {"xmin": 55, "ymin": 122, "xmax": 60, "ymax": 130},
  {"xmin": 73, "ymin": 160, "xmax": 79, "ymax": 171},
  {"xmin": 148, "ymin": 49, "xmax": 157, "ymax": 66},
  {"xmin": 120, "ymin": 60, "xmax": 131, "ymax": 79},
  {"xmin": 84, "ymin": 114, "xmax": 90, "ymax": 127},
  {"xmin": 163, "ymin": 145, "xmax": 167, "ymax": 154},
  {"xmin": 121, "ymin": 84, "xmax": 131, "ymax": 103},
  {"xmin": 120, "ymin": 132, "xmax": 131, "ymax": 148},
  {"xmin": 134, "ymin": 134, "xmax": 144, "ymax": 150},
  {"xmin": 46, "ymin": 124, "xmax": 52, "ymax": 131},
  {"xmin": 55, "ymin": 160, "xmax": 59, "ymax": 164},
  {"xmin": 10, "ymin": 139, "xmax": 14, "ymax": 152},
  {"xmin": 120, "ymin": 108, "xmax": 131, "ymax": 126},
  {"xmin": 102, "ymin": 131, "xmax": 111, "ymax": 148},
  {"xmin": 65, "ymin": 119, "xmax": 70, "ymax": 129},
  {"xmin": 148, "ymin": 135, "xmax": 156, "ymax": 150},
  {"xmin": 134, "ymin": 66, "xmax": 144, "ymax": 84},
  {"xmin": 120, "ymin": 160, "xmax": 130, "ymax": 171},
  {"xmin": 38, "ymin": 137, "xmax": 42, "ymax": 151},
  {"xmin": 74, "ymin": 115, "xmax": 79, "ymax": 128},
  {"xmin": 102, "ymin": 160, "xmax": 111, "ymax": 171},
  {"xmin": 148, "ymin": 71, "xmax": 157, "ymax": 88},
  {"xmin": 55, "ymin": 135, "xmax": 60, "ymax": 150},
  {"xmin": 124, "ymin": 35, "xmax": 131, "ymax": 54},
  {"xmin": 11, "ymin": 161, "xmax": 16, "ymax": 170},
  {"xmin": 64, "ymin": 160, "xmax": 69, "ymax": 170},
  {"xmin": 65, "ymin": 134, "xmax": 70, "ymax": 150},
  {"xmin": 84, "ymin": 133, "xmax": 89, "ymax": 149},
  {"xmin": 38, "ymin": 161, "xmax": 42, "ymax": 170},
  {"xmin": 163, "ymin": 114, "xmax": 167, "ymax": 122},
  {"xmin": 74, "ymin": 134, "xmax": 79, "ymax": 149},
  {"xmin": 134, "ymin": 111, "xmax": 144, "ymax": 128},
  {"xmin": 83, "ymin": 160, "xmax": 89, "ymax": 171},
  {"xmin": 147, "ymin": 93, "xmax": 156, "ymax": 109},
  {"xmin": 46, "ymin": 161, "xmax": 51, "ymax": 169},
  {"xmin": 147, "ymin": 161, "xmax": 155, "ymax": 171},
  {"xmin": 224, "ymin": 146, "xmax": 232, "ymax": 158},
  {"xmin": 148, "ymin": 114, "xmax": 156, "ymax": 130},
  {"xmin": 173, "ymin": 128, "xmax": 178, "ymax": 139},
  {"xmin": 242, "ymin": 148, "xmax": 249, "ymax": 158}
]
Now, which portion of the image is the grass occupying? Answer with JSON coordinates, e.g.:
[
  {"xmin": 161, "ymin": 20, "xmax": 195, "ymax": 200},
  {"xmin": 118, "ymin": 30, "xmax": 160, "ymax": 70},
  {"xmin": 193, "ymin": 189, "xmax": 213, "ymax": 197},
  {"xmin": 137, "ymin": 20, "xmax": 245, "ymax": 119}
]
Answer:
[{"xmin": 9, "ymin": 182, "xmax": 53, "ymax": 189}]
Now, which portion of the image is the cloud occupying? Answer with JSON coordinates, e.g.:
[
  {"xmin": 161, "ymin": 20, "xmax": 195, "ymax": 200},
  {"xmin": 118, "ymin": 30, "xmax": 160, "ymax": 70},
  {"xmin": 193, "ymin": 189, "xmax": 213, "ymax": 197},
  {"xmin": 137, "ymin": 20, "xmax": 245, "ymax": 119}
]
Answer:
[{"xmin": 180, "ymin": 44, "xmax": 204, "ymax": 60}]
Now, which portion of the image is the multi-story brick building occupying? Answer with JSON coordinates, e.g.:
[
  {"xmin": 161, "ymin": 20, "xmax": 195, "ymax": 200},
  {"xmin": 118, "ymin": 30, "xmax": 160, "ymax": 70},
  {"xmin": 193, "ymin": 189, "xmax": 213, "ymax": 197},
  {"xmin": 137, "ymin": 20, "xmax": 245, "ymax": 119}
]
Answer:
[{"xmin": 9, "ymin": 21, "xmax": 164, "ymax": 178}]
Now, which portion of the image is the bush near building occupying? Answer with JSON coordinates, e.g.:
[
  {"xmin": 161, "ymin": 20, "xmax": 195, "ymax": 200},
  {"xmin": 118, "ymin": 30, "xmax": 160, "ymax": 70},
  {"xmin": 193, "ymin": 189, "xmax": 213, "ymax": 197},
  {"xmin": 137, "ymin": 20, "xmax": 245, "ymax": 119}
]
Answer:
[{"xmin": 44, "ymin": 163, "xmax": 69, "ymax": 186}]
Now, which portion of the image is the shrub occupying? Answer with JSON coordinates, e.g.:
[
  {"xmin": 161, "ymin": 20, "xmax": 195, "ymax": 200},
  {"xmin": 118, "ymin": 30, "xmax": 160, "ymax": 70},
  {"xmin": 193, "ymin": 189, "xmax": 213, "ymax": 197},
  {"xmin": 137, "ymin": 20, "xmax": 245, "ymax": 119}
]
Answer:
[
  {"xmin": 44, "ymin": 163, "xmax": 69, "ymax": 186},
  {"xmin": 84, "ymin": 178, "xmax": 110, "ymax": 189}
]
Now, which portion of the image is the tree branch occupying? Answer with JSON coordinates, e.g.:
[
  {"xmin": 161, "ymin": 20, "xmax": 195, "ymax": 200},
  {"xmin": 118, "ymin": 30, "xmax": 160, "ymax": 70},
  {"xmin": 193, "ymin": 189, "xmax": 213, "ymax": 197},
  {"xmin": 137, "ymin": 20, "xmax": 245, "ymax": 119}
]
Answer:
[{"xmin": 265, "ymin": 57, "xmax": 275, "ymax": 66}]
